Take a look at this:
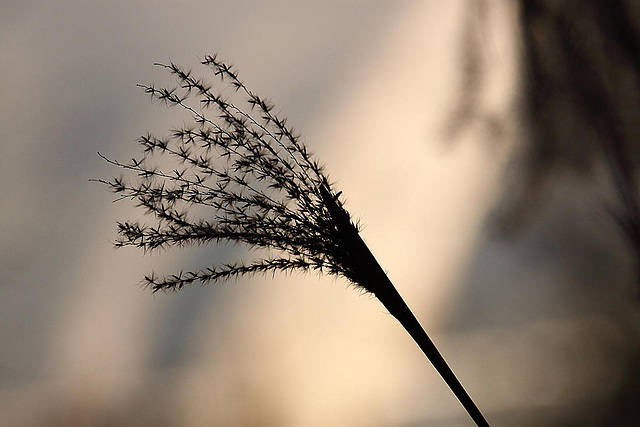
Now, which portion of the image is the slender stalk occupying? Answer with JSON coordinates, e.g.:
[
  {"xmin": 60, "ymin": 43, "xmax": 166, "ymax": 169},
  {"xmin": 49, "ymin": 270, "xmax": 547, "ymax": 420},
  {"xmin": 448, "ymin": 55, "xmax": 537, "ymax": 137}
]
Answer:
[
  {"xmin": 377, "ymin": 271, "xmax": 489, "ymax": 427},
  {"xmin": 320, "ymin": 183, "xmax": 489, "ymax": 426}
]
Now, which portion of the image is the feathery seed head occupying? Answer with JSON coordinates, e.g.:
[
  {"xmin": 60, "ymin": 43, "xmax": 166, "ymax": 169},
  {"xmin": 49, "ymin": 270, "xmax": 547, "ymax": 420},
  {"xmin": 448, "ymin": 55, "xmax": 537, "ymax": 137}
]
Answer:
[{"xmin": 98, "ymin": 56, "xmax": 365, "ymax": 293}]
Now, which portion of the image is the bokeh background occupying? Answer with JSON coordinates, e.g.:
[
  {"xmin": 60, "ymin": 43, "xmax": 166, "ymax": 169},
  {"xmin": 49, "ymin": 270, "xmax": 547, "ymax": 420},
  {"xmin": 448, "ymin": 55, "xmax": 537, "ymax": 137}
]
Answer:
[{"xmin": 1, "ymin": 1, "xmax": 639, "ymax": 425}]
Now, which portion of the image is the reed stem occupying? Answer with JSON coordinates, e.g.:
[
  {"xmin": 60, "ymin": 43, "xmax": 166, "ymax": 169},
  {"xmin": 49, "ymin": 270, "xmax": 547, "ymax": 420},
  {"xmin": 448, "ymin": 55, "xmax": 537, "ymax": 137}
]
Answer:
[{"xmin": 320, "ymin": 183, "xmax": 489, "ymax": 426}]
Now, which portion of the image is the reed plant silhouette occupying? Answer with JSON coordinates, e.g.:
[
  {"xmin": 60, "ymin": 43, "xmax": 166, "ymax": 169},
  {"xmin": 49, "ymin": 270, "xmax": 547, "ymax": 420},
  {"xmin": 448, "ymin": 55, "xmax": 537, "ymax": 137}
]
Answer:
[{"xmin": 97, "ymin": 55, "xmax": 489, "ymax": 426}]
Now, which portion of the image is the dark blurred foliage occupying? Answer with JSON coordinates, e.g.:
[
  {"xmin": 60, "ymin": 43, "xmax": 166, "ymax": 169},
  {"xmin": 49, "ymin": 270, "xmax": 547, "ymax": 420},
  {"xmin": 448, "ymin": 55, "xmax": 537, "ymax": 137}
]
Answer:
[
  {"xmin": 517, "ymin": 3, "xmax": 640, "ymax": 424},
  {"xmin": 453, "ymin": 0, "xmax": 640, "ymax": 250},
  {"xmin": 447, "ymin": 1, "xmax": 640, "ymax": 425},
  {"xmin": 519, "ymin": 0, "xmax": 640, "ymax": 271}
]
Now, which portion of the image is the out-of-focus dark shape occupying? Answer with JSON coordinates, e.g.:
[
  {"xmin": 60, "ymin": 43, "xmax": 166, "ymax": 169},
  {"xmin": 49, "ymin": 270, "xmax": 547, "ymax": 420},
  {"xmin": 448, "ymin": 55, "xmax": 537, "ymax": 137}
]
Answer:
[
  {"xmin": 519, "ymin": 0, "xmax": 640, "ymax": 275},
  {"xmin": 452, "ymin": 1, "xmax": 640, "ymax": 259},
  {"xmin": 444, "ymin": 1, "xmax": 640, "ymax": 425},
  {"xmin": 514, "ymin": 3, "xmax": 640, "ymax": 424}
]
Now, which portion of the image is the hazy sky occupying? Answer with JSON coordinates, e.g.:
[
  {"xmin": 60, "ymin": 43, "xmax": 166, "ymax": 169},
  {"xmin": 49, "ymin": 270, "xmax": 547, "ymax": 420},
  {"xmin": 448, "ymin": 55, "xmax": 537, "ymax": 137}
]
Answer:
[{"xmin": 2, "ymin": 2, "xmax": 635, "ymax": 425}]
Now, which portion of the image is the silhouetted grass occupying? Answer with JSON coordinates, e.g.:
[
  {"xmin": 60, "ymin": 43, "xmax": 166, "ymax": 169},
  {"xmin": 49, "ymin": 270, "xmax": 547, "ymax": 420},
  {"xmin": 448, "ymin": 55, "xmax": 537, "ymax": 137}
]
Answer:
[{"xmin": 97, "ymin": 56, "xmax": 489, "ymax": 426}]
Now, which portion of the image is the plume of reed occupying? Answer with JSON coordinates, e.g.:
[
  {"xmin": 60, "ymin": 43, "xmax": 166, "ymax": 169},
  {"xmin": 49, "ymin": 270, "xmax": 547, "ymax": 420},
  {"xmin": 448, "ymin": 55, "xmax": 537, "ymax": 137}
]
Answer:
[{"xmin": 96, "ymin": 56, "xmax": 489, "ymax": 426}]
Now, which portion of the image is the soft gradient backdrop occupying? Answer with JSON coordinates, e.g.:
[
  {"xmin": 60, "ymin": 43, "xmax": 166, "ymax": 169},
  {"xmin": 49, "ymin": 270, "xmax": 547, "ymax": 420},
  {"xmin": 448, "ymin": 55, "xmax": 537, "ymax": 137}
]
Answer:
[{"xmin": 2, "ymin": 1, "xmax": 637, "ymax": 426}]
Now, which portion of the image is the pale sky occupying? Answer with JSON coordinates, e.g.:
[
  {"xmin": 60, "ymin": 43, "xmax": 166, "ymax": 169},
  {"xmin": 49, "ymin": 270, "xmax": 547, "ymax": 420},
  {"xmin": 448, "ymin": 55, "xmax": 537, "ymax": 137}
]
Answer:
[{"xmin": 1, "ymin": 2, "xmax": 636, "ymax": 426}]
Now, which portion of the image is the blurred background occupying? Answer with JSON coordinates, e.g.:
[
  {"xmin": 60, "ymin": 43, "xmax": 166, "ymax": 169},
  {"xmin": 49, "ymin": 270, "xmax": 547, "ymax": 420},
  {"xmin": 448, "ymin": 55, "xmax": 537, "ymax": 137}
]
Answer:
[{"xmin": 1, "ymin": 1, "xmax": 639, "ymax": 425}]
